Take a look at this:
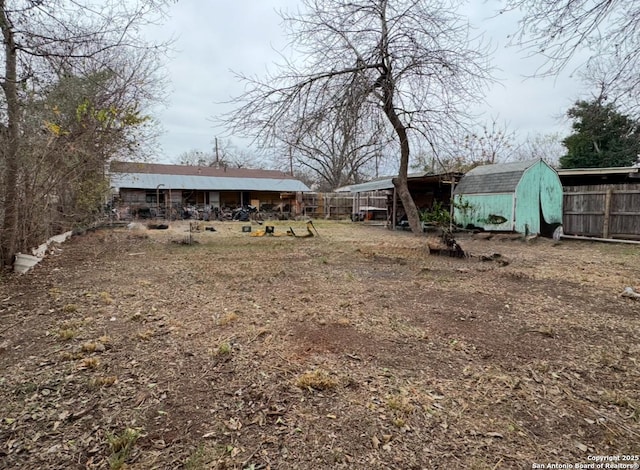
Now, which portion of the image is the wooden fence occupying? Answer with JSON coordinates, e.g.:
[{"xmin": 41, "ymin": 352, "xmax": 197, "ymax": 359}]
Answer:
[
  {"xmin": 563, "ymin": 184, "xmax": 640, "ymax": 240},
  {"xmin": 302, "ymin": 191, "xmax": 387, "ymax": 219}
]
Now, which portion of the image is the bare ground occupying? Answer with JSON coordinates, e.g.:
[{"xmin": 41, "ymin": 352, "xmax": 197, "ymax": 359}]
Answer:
[{"xmin": 0, "ymin": 220, "xmax": 639, "ymax": 470}]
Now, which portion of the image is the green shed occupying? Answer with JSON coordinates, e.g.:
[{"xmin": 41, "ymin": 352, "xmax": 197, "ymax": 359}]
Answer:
[{"xmin": 453, "ymin": 159, "xmax": 563, "ymax": 236}]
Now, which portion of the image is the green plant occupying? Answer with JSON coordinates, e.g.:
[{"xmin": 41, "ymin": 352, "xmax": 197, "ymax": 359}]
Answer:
[
  {"xmin": 107, "ymin": 427, "xmax": 142, "ymax": 470},
  {"xmin": 452, "ymin": 196, "xmax": 477, "ymax": 227},
  {"xmin": 217, "ymin": 342, "xmax": 232, "ymax": 355},
  {"xmin": 419, "ymin": 201, "xmax": 451, "ymax": 227},
  {"xmin": 58, "ymin": 328, "xmax": 77, "ymax": 341},
  {"xmin": 184, "ymin": 444, "xmax": 213, "ymax": 470}
]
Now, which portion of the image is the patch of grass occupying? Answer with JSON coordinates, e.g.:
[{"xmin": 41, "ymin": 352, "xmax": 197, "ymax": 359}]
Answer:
[
  {"xmin": 62, "ymin": 304, "xmax": 78, "ymax": 313},
  {"xmin": 216, "ymin": 342, "xmax": 232, "ymax": 355},
  {"xmin": 137, "ymin": 330, "xmax": 154, "ymax": 341},
  {"xmin": 218, "ymin": 312, "xmax": 239, "ymax": 325},
  {"xmin": 59, "ymin": 351, "xmax": 84, "ymax": 362},
  {"xmin": 184, "ymin": 444, "xmax": 215, "ymax": 470},
  {"xmin": 99, "ymin": 292, "xmax": 114, "ymax": 305},
  {"xmin": 129, "ymin": 311, "xmax": 144, "ymax": 322},
  {"xmin": 58, "ymin": 328, "xmax": 78, "ymax": 341},
  {"xmin": 47, "ymin": 288, "xmax": 63, "ymax": 301},
  {"xmin": 81, "ymin": 342, "xmax": 98, "ymax": 353},
  {"xmin": 107, "ymin": 427, "xmax": 142, "ymax": 470},
  {"xmin": 78, "ymin": 357, "xmax": 100, "ymax": 369},
  {"xmin": 295, "ymin": 369, "xmax": 339, "ymax": 391},
  {"xmin": 385, "ymin": 394, "xmax": 414, "ymax": 414},
  {"xmin": 90, "ymin": 376, "xmax": 118, "ymax": 388}
]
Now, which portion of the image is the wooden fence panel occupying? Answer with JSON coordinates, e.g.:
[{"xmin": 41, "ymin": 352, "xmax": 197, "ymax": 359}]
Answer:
[
  {"xmin": 302, "ymin": 191, "xmax": 387, "ymax": 219},
  {"xmin": 563, "ymin": 184, "xmax": 640, "ymax": 239}
]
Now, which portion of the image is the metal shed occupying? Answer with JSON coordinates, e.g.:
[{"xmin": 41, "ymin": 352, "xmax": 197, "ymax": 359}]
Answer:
[{"xmin": 453, "ymin": 159, "xmax": 563, "ymax": 235}]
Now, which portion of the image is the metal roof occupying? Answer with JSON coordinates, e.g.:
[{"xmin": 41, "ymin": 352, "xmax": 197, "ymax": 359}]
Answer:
[
  {"xmin": 348, "ymin": 177, "xmax": 395, "ymax": 193},
  {"xmin": 348, "ymin": 173, "xmax": 442, "ymax": 193},
  {"xmin": 111, "ymin": 172, "xmax": 311, "ymax": 192},
  {"xmin": 556, "ymin": 166, "xmax": 640, "ymax": 176},
  {"xmin": 453, "ymin": 159, "xmax": 540, "ymax": 195}
]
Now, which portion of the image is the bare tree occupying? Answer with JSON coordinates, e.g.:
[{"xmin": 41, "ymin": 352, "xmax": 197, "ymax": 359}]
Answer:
[
  {"xmin": 224, "ymin": 0, "xmax": 492, "ymax": 233},
  {"xmin": 510, "ymin": 132, "xmax": 564, "ymax": 166},
  {"xmin": 0, "ymin": 0, "xmax": 171, "ymax": 266},
  {"xmin": 283, "ymin": 107, "xmax": 392, "ymax": 191},
  {"xmin": 505, "ymin": 0, "xmax": 640, "ymax": 111},
  {"xmin": 412, "ymin": 117, "xmax": 517, "ymax": 173},
  {"xmin": 176, "ymin": 139, "xmax": 266, "ymax": 169}
]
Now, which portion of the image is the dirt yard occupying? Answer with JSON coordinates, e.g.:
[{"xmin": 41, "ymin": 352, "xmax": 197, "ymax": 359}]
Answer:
[{"xmin": 0, "ymin": 220, "xmax": 638, "ymax": 470}]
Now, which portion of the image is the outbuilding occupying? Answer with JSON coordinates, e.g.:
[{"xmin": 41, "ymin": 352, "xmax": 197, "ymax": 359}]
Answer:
[{"xmin": 452, "ymin": 159, "xmax": 563, "ymax": 236}]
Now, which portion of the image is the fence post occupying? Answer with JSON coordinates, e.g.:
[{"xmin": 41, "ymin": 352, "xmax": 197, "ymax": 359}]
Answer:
[{"xmin": 602, "ymin": 188, "xmax": 613, "ymax": 238}]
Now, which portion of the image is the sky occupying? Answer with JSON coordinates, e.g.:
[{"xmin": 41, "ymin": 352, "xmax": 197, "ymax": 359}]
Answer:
[{"xmin": 144, "ymin": 0, "xmax": 591, "ymax": 165}]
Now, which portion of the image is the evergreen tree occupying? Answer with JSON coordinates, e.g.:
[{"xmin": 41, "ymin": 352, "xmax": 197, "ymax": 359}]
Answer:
[{"xmin": 560, "ymin": 100, "xmax": 640, "ymax": 168}]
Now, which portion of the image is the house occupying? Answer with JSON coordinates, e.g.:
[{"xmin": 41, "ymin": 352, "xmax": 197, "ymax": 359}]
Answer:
[
  {"xmin": 452, "ymin": 159, "xmax": 563, "ymax": 236},
  {"xmin": 109, "ymin": 161, "xmax": 310, "ymax": 219},
  {"xmin": 557, "ymin": 166, "xmax": 640, "ymax": 240}
]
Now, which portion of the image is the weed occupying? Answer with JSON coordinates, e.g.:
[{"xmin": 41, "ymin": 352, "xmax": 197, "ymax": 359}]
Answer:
[
  {"xmin": 62, "ymin": 304, "xmax": 78, "ymax": 313},
  {"xmin": 59, "ymin": 351, "xmax": 83, "ymax": 362},
  {"xmin": 48, "ymin": 288, "xmax": 62, "ymax": 299},
  {"xmin": 219, "ymin": 312, "xmax": 239, "ymax": 325},
  {"xmin": 130, "ymin": 311, "xmax": 144, "ymax": 322},
  {"xmin": 217, "ymin": 342, "xmax": 232, "ymax": 355},
  {"xmin": 295, "ymin": 369, "xmax": 339, "ymax": 391},
  {"xmin": 81, "ymin": 342, "xmax": 98, "ymax": 353},
  {"xmin": 184, "ymin": 444, "xmax": 213, "ymax": 470},
  {"xmin": 99, "ymin": 292, "xmax": 114, "ymax": 305},
  {"xmin": 107, "ymin": 427, "xmax": 142, "ymax": 470},
  {"xmin": 385, "ymin": 395, "xmax": 414, "ymax": 414},
  {"xmin": 58, "ymin": 328, "xmax": 77, "ymax": 341},
  {"xmin": 78, "ymin": 357, "xmax": 100, "ymax": 369},
  {"xmin": 137, "ymin": 330, "xmax": 154, "ymax": 341},
  {"xmin": 393, "ymin": 418, "xmax": 407, "ymax": 428},
  {"xmin": 90, "ymin": 376, "xmax": 118, "ymax": 387},
  {"xmin": 98, "ymin": 335, "xmax": 111, "ymax": 344}
]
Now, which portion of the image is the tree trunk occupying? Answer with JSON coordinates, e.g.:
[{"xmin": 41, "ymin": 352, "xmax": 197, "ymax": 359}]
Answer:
[
  {"xmin": 0, "ymin": 1, "xmax": 20, "ymax": 267},
  {"xmin": 382, "ymin": 97, "xmax": 421, "ymax": 234}
]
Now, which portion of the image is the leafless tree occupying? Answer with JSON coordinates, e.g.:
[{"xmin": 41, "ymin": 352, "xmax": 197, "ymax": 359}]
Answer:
[
  {"xmin": 0, "ymin": 0, "xmax": 171, "ymax": 266},
  {"xmin": 224, "ymin": 0, "xmax": 493, "ymax": 233},
  {"xmin": 176, "ymin": 139, "xmax": 267, "ymax": 169},
  {"xmin": 510, "ymin": 132, "xmax": 564, "ymax": 166},
  {"xmin": 504, "ymin": 0, "xmax": 640, "ymax": 112},
  {"xmin": 412, "ymin": 117, "xmax": 517, "ymax": 173},
  {"xmin": 282, "ymin": 106, "xmax": 393, "ymax": 191}
]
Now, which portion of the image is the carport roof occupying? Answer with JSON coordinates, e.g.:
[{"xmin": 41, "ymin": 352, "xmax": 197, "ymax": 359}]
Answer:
[{"xmin": 348, "ymin": 172, "xmax": 461, "ymax": 193}]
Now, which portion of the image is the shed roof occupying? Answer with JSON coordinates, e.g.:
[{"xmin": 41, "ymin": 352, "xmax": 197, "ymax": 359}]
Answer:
[
  {"xmin": 453, "ymin": 159, "xmax": 540, "ymax": 195},
  {"xmin": 348, "ymin": 172, "xmax": 461, "ymax": 193},
  {"xmin": 110, "ymin": 161, "xmax": 310, "ymax": 192}
]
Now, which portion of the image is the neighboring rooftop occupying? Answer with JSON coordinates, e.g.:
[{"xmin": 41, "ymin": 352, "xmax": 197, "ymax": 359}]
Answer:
[{"xmin": 110, "ymin": 161, "xmax": 311, "ymax": 192}]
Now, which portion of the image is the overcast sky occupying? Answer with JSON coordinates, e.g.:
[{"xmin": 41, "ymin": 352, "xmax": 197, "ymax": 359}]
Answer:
[{"xmin": 145, "ymin": 0, "xmax": 590, "ymax": 164}]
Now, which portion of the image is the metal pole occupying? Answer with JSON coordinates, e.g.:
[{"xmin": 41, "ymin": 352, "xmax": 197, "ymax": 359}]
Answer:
[{"xmin": 156, "ymin": 183, "xmax": 165, "ymax": 219}]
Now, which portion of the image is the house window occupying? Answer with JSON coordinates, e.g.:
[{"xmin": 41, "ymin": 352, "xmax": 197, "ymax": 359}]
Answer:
[{"xmin": 146, "ymin": 192, "xmax": 165, "ymax": 204}]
